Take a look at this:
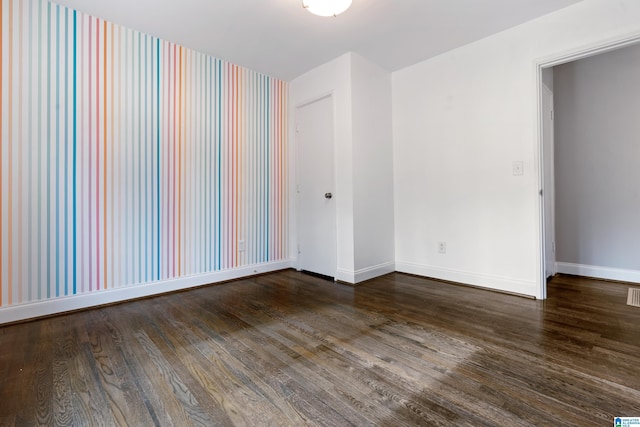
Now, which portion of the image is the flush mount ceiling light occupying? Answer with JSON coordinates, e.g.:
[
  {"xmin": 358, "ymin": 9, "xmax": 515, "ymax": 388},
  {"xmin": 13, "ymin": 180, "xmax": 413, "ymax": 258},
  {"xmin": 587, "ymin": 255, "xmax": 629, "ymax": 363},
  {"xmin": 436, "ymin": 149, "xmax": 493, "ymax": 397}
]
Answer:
[{"xmin": 302, "ymin": 0, "xmax": 352, "ymax": 17}]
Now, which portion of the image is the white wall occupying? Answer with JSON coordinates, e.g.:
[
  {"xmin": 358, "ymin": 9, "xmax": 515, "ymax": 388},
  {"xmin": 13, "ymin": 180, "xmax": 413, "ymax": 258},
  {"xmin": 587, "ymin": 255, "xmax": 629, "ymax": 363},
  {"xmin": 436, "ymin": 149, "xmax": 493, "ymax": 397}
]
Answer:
[
  {"xmin": 289, "ymin": 53, "xmax": 395, "ymax": 283},
  {"xmin": 351, "ymin": 53, "xmax": 395, "ymax": 281},
  {"xmin": 392, "ymin": 0, "xmax": 640, "ymax": 298},
  {"xmin": 290, "ymin": 54, "xmax": 355, "ymax": 278},
  {"xmin": 554, "ymin": 43, "xmax": 640, "ymax": 281}
]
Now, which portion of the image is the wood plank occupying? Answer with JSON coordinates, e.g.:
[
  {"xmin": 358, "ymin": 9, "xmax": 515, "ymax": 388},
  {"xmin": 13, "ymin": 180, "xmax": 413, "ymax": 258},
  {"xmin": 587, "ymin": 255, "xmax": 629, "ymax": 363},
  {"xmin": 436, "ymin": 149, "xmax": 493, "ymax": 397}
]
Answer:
[{"xmin": 0, "ymin": 271, "xmax": 639, "ymax": 425}]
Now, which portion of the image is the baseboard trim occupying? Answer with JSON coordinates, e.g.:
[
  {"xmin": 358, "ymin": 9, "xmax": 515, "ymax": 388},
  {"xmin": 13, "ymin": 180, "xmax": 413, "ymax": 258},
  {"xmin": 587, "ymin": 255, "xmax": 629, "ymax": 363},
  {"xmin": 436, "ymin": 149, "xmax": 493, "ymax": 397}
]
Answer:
[
  {"xmin": 354, "ymin": 261, "xmax": 395, "ymax": 283},
  {"xmin": 335, "ymin": 269, "xmax": 355, "ymax": 284},
  {"xmin": 396, "ymin": 261, "xmax": 538, "ymax": 298},
  {"xmin": 556, "ymin": 262, "xmax": 640, "ymax": 283},
  {"xmin": 336, "ymin": 261, "xmax": 395, "ymax": 284},
  {"xmin": 0, "ymin": 259, "xmax": 294, "ymax": 325}
]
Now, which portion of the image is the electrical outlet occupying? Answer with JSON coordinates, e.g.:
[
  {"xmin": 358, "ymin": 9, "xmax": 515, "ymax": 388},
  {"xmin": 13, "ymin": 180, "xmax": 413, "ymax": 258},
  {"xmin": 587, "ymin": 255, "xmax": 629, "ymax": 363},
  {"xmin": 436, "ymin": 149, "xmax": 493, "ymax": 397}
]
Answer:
[
  {"xmin": 239, "ymin": 240, "xmax": 245, "ymax": 252},
  {"xmin": 438, "ymin": 242, "xmax": 446, "ymax": 254}
]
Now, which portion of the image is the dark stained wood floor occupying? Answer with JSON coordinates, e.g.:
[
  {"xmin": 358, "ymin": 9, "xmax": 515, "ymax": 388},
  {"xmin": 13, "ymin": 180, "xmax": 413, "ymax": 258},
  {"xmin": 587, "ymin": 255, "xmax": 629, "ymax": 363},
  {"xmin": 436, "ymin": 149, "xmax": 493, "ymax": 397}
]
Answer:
[{"xmin": 1, "ymin": 271, "xmax": 639, "ymax": 426}]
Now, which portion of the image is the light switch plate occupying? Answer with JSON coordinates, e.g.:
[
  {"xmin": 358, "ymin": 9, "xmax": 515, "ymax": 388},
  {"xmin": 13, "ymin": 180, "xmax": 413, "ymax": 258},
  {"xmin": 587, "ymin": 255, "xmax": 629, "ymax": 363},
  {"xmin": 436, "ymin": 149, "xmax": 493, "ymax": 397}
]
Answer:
[{"xmin": 513, "ymin": 161, "xmax": 524, "ymax": 176}]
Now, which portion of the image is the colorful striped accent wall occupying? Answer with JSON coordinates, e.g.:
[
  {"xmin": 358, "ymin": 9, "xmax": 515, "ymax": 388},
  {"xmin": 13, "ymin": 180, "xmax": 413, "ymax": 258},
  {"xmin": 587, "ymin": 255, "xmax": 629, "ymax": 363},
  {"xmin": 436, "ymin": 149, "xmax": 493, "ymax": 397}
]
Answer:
[{"xmin": 0, "ymin": 0, "xmax": 288, "ymax": 309}]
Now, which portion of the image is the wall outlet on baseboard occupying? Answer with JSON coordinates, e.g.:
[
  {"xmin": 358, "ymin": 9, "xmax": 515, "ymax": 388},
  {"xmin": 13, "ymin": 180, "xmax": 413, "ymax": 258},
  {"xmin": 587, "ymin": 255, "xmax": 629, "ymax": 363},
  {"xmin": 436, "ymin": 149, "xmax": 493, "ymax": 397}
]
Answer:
[
  {"xmin": 239, "ymin": 240, "xmax": 245, "ymax": 252},
  {"xmin": 438, "ymin": 242, "xmax": 447, "ymax": 254}
]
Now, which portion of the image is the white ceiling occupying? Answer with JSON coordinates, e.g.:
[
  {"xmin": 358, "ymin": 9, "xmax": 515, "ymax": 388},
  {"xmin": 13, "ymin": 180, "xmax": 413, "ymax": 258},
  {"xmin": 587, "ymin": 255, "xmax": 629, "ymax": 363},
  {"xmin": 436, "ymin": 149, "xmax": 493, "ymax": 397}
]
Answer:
[{"xmin": 53, "ymin": 0, "xmax": 582, "ymax": 81}]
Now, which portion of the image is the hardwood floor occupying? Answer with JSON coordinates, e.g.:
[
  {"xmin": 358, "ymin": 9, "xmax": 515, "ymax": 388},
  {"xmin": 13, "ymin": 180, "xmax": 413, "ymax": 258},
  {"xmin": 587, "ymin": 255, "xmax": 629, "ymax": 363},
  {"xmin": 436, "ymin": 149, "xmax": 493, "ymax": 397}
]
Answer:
[{"xmin": 1, "ymin": 271, "xmax": 639, "ymax": 426}]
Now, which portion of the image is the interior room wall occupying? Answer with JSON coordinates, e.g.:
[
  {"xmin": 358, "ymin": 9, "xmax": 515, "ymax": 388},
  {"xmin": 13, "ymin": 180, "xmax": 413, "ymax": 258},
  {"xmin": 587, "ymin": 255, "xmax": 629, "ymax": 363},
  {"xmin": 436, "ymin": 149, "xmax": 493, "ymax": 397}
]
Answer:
[
  {"xmin": 290, "ymin": 52, "xmax": 395, "ymax": 283},
  {"xmin": 350, "ymin": 53, "xmax": 395, "ymax": 280},
  {"xmin": 554, "ymin": 43, "xmax": 640, "ymax": 281},
  {"xmin": 392, "ymin": 0, "xmax": 640, "ymax": 298},
  {"xmin": 289, "ymin": 53, "xmax": 356, "ymax": 279},
  {"xmin": 0, "ymin": 0, "xmax": 289, "ymax": 323}
]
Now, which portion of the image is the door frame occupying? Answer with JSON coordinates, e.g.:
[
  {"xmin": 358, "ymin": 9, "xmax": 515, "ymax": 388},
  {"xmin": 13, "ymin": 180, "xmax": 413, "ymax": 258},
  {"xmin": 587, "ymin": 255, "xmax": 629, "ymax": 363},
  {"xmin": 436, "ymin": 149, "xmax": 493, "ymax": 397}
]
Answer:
[
  {"xmin": 541, "ymin": 83, "xmax": 556, "ymax": 281},
  {"xmin": 535, "ymin": 32, "xmax": 640, "ymax": 300},
  {"xmin": 295, "ymin": 92, "xmax": 338, "ymax": 277}
]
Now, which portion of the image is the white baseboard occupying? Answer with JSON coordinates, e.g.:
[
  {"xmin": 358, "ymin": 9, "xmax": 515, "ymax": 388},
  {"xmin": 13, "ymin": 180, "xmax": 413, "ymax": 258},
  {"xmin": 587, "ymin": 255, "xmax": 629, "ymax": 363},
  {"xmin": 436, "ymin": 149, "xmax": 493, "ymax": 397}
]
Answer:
[
  {"xmin": 556, "ymin": 262, "xmax": 640, "ymax": 283},
  {"xmin": 354, "ymin": 261, "xmax": 395, "ymax": 283},
  {"xmin": 396, "ymin": 261, "xmax": 538, "ymax": 297},
  {"xmin": 335, "ymin": 269, "xmax": 356, "ymax": 283},
  {"xmin": 336, "ymin": 261, "xmax": 395, "ymax": 284},
  {"xmin": 0, "ymin": 259, "xmax": 294, "ymax": 325}
]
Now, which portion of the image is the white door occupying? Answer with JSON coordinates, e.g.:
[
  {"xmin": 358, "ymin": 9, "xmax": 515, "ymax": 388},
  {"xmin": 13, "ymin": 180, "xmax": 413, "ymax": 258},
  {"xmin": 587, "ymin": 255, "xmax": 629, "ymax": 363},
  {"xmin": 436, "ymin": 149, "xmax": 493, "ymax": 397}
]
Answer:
[
  {"xmin": 297, "ymin": 95, "xmax": 337, "ymax": 278},
  {"xmin": 542, "ymin": 85, "xmax": 556, "ymax": 279}
]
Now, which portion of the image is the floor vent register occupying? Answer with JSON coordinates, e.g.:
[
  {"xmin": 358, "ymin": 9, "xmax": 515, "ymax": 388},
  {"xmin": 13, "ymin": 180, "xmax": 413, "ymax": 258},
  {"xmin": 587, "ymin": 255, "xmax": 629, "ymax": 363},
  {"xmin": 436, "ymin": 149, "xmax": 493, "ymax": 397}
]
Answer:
[{"xmin": 627, "ymin": 288, "xmax": 640, "ymax": 308}]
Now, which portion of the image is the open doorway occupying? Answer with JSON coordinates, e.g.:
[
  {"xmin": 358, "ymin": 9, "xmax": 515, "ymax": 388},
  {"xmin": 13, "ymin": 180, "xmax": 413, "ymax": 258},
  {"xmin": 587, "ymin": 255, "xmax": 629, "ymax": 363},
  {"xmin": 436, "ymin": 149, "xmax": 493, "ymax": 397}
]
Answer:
[{"xmin": 537, "ymin": 37, "xmax": 640, "ymax": 299}]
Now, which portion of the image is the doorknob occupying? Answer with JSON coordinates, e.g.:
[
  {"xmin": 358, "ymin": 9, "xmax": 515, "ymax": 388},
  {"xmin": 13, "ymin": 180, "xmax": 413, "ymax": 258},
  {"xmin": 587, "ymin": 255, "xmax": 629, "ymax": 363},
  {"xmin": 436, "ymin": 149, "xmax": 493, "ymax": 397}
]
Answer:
[{"xmin": 325, "ymin": 193, "xmax": 332, "ymax": 199}]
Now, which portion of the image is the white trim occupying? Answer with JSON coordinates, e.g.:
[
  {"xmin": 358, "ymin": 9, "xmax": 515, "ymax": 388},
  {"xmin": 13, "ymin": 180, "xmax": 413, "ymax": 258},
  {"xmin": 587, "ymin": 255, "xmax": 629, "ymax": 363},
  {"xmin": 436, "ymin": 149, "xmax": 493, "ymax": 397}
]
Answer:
[
  {"xmin": 0, "ymin": 260, "xmax": 294, "ymax": 325},
  {"xmin": 335, "ymin": 268, "xmax": 355, "ymax": 283},
  {"xmin": 295, "ymin": 90, "xmax": 334, "ymax": 110},
  {"xmin": 534, "ymin": 63, "xmax": 547, "ymax": 300},
  {"xmin": 355, "ymin": 261, "xmax": 395, "ymax": 283},
  {"xmin": 336, "ymin": 261, "xmax": 395, "ymax": 284},
  {"xmin": 556, "ymin": 262, "xmax": 640, "ymax": 283},
  {"xmin": 541, "ymin": 84, "xmax": 557, "ymax": 280},
  {"xmin": 536, "ymin": 31, "xmax": 640, "ymax": 69},
  {"xmin": 396, "ymin": 262, "xmax": 538, "ymax": 298}
]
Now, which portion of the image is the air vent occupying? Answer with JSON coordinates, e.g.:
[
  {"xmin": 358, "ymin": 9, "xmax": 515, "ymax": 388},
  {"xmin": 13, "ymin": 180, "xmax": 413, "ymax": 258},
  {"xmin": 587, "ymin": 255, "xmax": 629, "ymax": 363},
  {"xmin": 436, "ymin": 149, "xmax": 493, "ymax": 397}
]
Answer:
[{"xmin": 627, "ymin": 288, "xmax": 640, "ymax": 308}]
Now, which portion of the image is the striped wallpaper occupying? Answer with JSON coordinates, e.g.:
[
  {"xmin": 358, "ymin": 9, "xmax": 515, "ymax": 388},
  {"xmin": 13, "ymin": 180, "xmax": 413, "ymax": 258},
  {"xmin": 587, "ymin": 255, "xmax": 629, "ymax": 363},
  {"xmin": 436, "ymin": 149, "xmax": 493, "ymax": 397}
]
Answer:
[{"xmin": 0, "ymin": 0, "xmax": 288, "ymax": 308}]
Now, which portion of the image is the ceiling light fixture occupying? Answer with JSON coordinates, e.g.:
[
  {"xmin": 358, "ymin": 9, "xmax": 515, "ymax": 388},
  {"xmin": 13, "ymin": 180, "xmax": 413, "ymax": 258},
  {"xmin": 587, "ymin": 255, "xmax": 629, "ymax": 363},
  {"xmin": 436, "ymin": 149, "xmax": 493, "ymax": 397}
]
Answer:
[{"xmin": 302, "ymin": 0, "xmax": 352, "ymax": 17}]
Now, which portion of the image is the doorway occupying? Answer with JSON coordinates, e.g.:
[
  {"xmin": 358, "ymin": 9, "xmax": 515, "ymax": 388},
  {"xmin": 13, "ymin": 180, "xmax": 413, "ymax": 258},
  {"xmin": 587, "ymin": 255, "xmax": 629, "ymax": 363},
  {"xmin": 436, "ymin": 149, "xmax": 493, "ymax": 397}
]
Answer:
[
  {"xmin": 537, "ymin": 35, "xmax": 640, "ymax": 299},
  {"xmin": 296, "ymin": 95, "xmax": 337, "ymax": 279}
]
